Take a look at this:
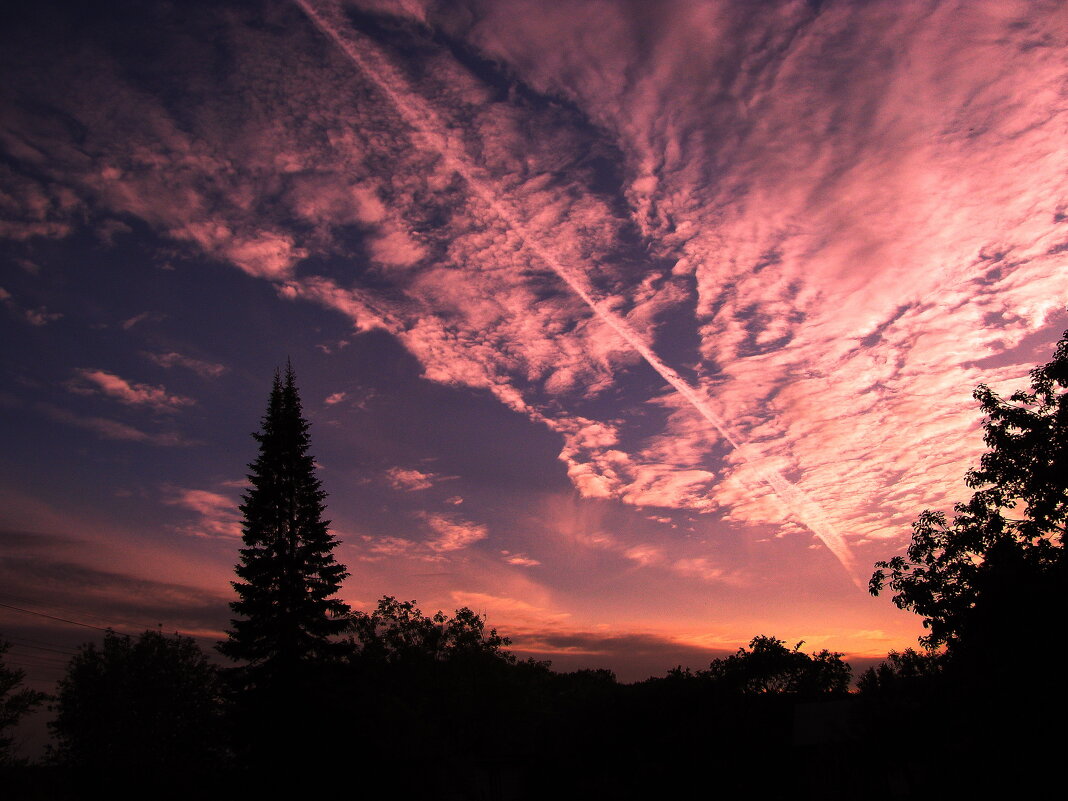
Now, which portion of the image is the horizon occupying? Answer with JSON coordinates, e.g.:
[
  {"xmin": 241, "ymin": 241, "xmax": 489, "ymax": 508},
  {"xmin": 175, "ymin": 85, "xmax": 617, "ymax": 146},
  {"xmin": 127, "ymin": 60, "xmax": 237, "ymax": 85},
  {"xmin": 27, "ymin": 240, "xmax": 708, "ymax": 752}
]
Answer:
[{"xmin": 2, "ymin": 0, "xmax": 1067, "ymax": 738}]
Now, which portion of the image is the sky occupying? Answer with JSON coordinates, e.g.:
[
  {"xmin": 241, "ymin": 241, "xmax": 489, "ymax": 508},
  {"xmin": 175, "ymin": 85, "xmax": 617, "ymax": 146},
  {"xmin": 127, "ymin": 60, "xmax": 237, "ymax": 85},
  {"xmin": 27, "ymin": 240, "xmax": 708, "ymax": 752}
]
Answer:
[{"xmin": 2, "ymin": 0, "xmax": 1067, "ymax": 697}]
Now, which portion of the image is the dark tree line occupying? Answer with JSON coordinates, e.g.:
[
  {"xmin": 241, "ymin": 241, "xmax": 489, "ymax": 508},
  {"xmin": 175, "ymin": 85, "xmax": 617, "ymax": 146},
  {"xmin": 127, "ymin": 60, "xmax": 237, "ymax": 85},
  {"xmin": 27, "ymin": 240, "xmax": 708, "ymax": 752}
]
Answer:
[{"xmin": 4, "ymin": 329, "xmax": 1065, "ymax": 798}]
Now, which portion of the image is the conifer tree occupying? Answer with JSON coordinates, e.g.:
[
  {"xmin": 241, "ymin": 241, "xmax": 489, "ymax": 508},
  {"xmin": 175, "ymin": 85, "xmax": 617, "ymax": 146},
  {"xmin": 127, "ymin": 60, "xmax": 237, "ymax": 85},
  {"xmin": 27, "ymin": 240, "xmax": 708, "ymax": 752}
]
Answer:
[{"xmin": 219, "ymin": 365, "xmax": 350, "ymax": 680}]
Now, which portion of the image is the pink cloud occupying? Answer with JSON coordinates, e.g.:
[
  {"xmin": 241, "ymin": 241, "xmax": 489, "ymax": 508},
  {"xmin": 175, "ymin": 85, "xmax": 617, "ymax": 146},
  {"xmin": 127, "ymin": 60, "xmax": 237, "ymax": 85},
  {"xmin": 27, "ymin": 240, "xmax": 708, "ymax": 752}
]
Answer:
[
  {"xmin": 279, "ymin": 276, "xmax": 387, "ymax": 334},
  {"xmin": 672, "ymin": 558, "xmax": 727, "ymax": 583},
  {"xmin": 501, "ymin": 551, "xmax": 541, "ymax": 568},
  {"xmin": 146, "ymin": 351, "xmax": 227, "ymax": 378},
  {"xmin": 364, "ymin": 536, "xmax": 420, "ymax": 558},
  {"xmin": 416, "ymin": 0, "xmax": 1068, "ymax": 556},
  {"xmin": 163, "ymin": 487, "xmax": 242, "ymax": 538},
  {"xmin": 448, "ymin": 591, "xmax": 570, "ymax": 626},
  {"xmin": 369, "ymin": 227, "xmax": 426, "ymax": 267},
  {"xmin": 385, "ymin": 466, "xmax": 437, "ymax": 491},
  {"xmin": 622, "ymin": 544, "xmax": 663, "ymax": 568},
  {"xmin": 176, "ymin": 223, "xmax": 305, "ymax": 280},
  {"xmin": 289, "ymin": 176, "xmax": 387, "ymax": 226},
  {"xmin": 423, "ymin": 513, "xmax": 489, "ymax": 552},
  {"xmin": 0, "ymin": 286, "xmax": 62, "ymax": 326},
  {"xmin": 70, "ymin": 369, "xmax": 194, "ymax": 412},
  {"xmin": 7, "ymin": 0, "xmax": 1064, "ymax": 586}
]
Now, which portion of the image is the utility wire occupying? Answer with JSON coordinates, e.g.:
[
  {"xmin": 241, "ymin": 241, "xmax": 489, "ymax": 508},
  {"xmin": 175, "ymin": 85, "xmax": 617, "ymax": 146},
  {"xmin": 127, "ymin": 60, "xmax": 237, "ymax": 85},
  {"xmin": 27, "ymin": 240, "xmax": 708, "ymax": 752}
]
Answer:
[
  {"xmin": 4, "ymin": 656, "xmax": 70, "ymax": 671},
  {"xmin": 0, "ymin": 591, "xmax": 122, "ymax": 628},
  {"xmin": 2, "ymin": 633, "xmax": 79, "ymax": 653},
  {"xmin": 0, "ymin": 601, "xmax": 136, "ymax": 637},
  {"xmin": 6, "ymin": 640, "xmax": 77, "ymax": 657}
]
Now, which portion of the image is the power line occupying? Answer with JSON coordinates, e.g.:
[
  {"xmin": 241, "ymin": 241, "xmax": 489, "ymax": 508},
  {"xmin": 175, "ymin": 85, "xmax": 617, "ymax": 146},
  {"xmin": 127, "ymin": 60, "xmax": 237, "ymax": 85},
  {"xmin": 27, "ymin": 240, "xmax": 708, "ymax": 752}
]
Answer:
[
  {"xmin": 0, "ymin": 591, "xmax": 214, "ymax": 641},
  {"xmin": 2, "ymin": 633, "xmax": 79, "ymax": 653},
  {"xmin": 6, "ymin": 640, "xmax": 77, "ymax": 657},
  {"xmin": 4, "ymin": 655, "xmax": 69, "ymax": 671},
  {"xmin": 0, "ymin": 601, "xmax": 136, "ymax": 637},
  {"xmin": 0, "ymin": 591, "xmax": 122, "ymax": 630},
  {"xmin": 0, "ymin": 598, "xmax": 217, "ymax": 646}
]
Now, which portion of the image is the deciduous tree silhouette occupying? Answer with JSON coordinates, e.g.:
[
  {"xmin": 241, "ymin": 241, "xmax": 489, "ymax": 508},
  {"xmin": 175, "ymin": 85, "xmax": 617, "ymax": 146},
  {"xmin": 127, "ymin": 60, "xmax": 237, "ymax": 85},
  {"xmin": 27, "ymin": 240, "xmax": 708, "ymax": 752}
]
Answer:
[
  {"xmin": 0, "ymin": 638, "xmax": 46, "ymax": 765},
  {"xmin": 345, "ymin": 598, "xmax": 568, "ymax": 797},
  {"xmin": 870, "ymin": 327, "xmax": 1066, "ymax": 669},
  {"xmin": 219, "ymin": 365, "xmax": 351, "ymax": 684},
  {"xmin": 855, "ymin": 647, "xmax": 943, "ymax": 696},
  {"xmin": 50, "ymin": 630, "xmax": 222, "ymax": 792},
  {"xmin": 868, "ymin": 326, "xmax": 1066, "ymax": 796},
  {"xmin": 703, "ymin": 635, "xmax": 851, "ymax": 695},
  {"xmin": 347, "ymin": 595, "xmax": 515, "ymax": 665}
]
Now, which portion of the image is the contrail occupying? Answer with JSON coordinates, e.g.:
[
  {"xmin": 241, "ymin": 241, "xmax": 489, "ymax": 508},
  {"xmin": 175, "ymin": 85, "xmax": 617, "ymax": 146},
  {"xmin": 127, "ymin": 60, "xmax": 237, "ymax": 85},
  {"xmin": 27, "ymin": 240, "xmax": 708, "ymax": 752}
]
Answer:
[{"xmin": 293, "ymin": 0, "xmax": 860, "ymax": 584}]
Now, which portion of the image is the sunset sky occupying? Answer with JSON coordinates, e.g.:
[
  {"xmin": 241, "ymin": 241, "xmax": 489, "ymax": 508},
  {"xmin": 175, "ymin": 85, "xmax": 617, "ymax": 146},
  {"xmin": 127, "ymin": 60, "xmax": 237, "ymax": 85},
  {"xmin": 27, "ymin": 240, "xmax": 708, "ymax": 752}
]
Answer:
[{"xmin": 2, "ymin": 0, "xmax": 1066, "ymax": 690}]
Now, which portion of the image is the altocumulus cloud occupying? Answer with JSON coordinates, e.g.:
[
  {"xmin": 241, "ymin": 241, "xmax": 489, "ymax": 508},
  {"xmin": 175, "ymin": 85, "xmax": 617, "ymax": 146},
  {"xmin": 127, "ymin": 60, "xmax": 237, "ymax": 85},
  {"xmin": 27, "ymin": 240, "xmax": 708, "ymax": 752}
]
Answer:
[{"xmin": 0, "ymin": 0, "xmax": 1065, "ymax": 583}]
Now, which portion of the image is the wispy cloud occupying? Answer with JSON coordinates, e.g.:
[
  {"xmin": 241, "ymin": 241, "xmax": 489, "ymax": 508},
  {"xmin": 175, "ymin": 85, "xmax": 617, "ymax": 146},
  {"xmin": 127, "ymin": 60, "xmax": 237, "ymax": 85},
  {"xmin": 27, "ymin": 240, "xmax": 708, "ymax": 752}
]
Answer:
[
  {"xmin": 501, "ymin": 551, "xmax": 540, "ymax": 568},
  {"xmin": 364, "ymin": 535, "xmax": 420, "ymax": 558},
  {"xmin": 423, "ymin": 513, "xmax": 489, "ymax": 552},
  {"xmin": 145, "ymin": 351, "xmax": 227, "ymax": 378},
  {"xmin": 0, "ymin": 550, "xmax": 230, "ymax": 636},
  {"xmin": 37, "ymin": 402, "xmax": 188, "ymax": 446},
  {"xmin": 449, "ymin": 591, "xmax": 569, "ymax": 626},
  {"xmin": 163, "ymin": 486, "xmax": 242, "ymax": 538},
  {"xmin": 69, "ymin": 368, "xmax": 195, "ymax": 412},
  {"xmin": 356, "ymin": 514, "xmax": 490, "ymax": 561},
  {"xmin": 121, "ymin": 312, "xmax": 165, "ymax": 330},
  {"xmin": 672, "ymin": 558, "xmax": 728, "ymax": 584}
]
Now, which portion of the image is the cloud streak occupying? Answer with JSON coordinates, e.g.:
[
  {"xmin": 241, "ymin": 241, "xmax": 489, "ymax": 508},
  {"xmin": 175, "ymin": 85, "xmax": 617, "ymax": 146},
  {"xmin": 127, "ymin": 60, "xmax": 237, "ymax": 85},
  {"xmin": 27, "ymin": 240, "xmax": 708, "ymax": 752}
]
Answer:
[
  {"xmin": 36, "ymin": 403, "xmax": 188, "ymax": 447},
  {"xmin": 295, "ymin": 0, "xmax": 859, "ymax": 580},
  {"xmin": 145, "ymin": 351, "xmax": 227, "ymax": 378}
]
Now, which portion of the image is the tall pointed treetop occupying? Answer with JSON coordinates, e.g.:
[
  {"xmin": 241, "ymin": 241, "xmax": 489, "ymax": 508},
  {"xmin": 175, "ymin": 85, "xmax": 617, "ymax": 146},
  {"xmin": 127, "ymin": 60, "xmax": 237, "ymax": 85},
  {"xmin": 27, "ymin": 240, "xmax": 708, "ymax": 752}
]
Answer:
[{"xmin": 219, "ymin": 364, "xmax": 350, "ymax": 677}]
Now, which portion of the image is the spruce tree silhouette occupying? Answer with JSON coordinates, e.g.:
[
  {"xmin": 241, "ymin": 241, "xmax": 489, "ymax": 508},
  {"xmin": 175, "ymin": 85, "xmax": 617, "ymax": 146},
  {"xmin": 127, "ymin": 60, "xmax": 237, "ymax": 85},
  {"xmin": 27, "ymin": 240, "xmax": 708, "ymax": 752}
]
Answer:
[
  {"xmin": 218, "ymin": 365, "xmax": 353, "ymax": 790},
  {"xmin": 219, "ymin": 364, "xmax": 350, "ymax": 684}
]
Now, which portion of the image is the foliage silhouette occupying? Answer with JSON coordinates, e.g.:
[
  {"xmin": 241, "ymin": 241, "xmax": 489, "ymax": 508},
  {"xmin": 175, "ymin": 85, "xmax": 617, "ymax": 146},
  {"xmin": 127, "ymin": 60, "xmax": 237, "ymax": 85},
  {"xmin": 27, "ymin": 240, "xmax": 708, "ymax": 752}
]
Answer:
[
  {"xmin": 855, "ymin": 647, "xmax": 943, "ymax": 696},
  {"xmin": 347, "ymin": 595, "xmax": 515, "ymax": 665},
  {"xmin": 702, "ymin": 635, "xmax": 852, "ymax": 695},
  {"xmin": 0, "ymin": 638, "xmax": 47, "ymax": 765},
  {"xmin": 867, "ymin": 325, "xmax": 1067, "ymax": 797},
  {"xmin": 15, "ymin": 337, "xmax": 1064, "ymax": 799},
  {"xmin": 313, "ymin": 597, "xmax": 549, "ymax": 797},
  {"xmin": 870, "ymin": 327, "xmax": 1066, "ymax": 669},
  {"xmin": 219, "ymin": 364, "xmax": 350, "ymax": 685},
  {"xmin": 50, "ymin": 629, "xmax": 222, "ymax": 792}
]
